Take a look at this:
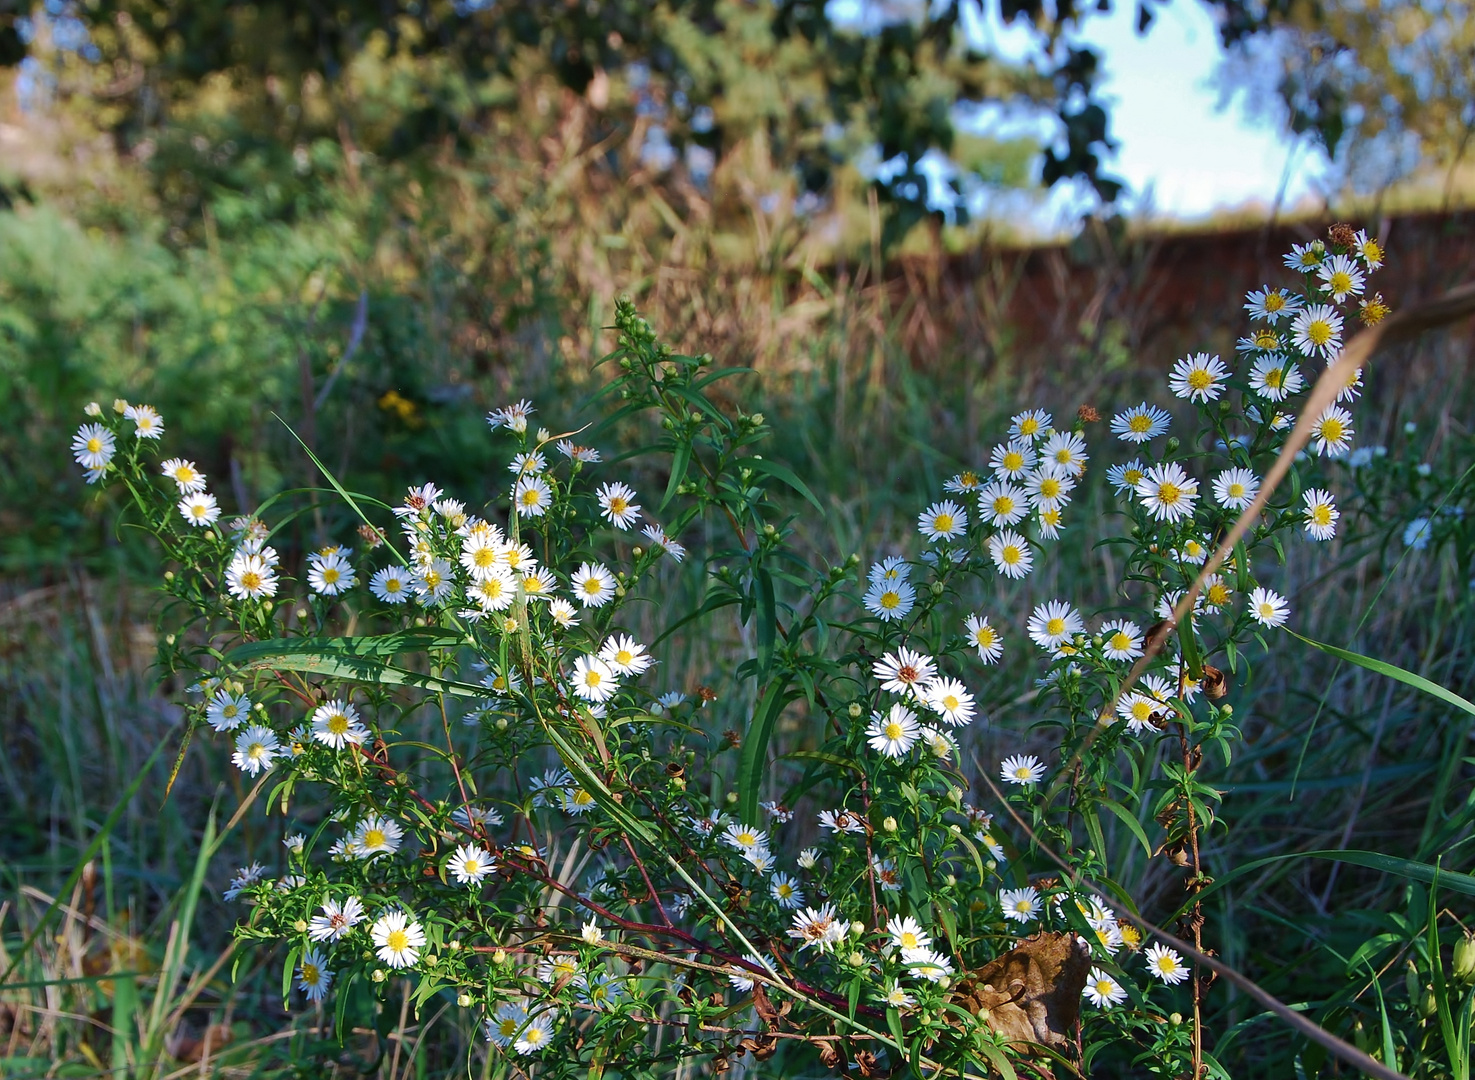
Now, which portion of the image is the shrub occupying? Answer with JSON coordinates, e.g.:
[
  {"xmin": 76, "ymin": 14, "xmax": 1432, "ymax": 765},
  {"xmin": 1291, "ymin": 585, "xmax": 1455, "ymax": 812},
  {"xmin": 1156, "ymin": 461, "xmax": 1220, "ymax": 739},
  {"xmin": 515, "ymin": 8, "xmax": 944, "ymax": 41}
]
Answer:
[{"xmin": 74, "ymin": 228, "xmax": 1427, "ymax": 1076}]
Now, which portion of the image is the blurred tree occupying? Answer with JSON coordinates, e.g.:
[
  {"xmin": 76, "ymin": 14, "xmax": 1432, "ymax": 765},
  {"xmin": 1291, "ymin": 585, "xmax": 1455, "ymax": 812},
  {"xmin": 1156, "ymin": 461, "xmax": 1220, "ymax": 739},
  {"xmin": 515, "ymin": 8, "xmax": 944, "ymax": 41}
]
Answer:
[
  {"xmin": 1, "ymin": 0, "xmax": 1123, "ymax": 244},
  {"xmin": 1213, "ymin": 0, "xmax": 1475, "ymax": 196}
]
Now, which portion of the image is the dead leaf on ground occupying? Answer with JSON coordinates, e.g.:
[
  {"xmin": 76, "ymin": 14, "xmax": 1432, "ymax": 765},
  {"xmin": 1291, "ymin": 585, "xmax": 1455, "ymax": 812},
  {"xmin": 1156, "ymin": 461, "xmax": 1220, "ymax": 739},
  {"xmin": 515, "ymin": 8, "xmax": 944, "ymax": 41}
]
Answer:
[{"xmin": 949, "ymin": 931, "xmax": 1090, "ymax": 1052}]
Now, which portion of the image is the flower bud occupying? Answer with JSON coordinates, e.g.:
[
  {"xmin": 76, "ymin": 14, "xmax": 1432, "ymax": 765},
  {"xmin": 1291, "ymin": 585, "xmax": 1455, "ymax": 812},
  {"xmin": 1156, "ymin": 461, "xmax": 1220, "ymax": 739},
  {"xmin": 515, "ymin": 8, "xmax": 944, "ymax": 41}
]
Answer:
[
  {"xmin": 112, "ymin": 398, "xmax": 129, "ymax": 414},
  {"xmin": 1420, "ymin": 987, "xmax": 1438, "ymax": 1018},
  {"xmin": 847, "ymin": 703, "xmax": 863, "ymax": 719},
  {"xmin": 945, "ymin": 874, "xmax": 957, "ymax": 887},
  {"xmin": 847, "ymin": 950, "xmax": 865, "ymax": 967},
  {"xmin": 1164, "ymin": 437, "xmax": 1181, "ymax": 454},
  {"xmin": 850, "ymin": 921, "xmax": 866, "ymax": 937},
  {"xmin": 449, "ymin": 940, "xmax": 461, "ymax": 951},
  {"xmin": 165, "ymin": 634, "xmax": 176, "ymax": 646},
  {"xmin": 203, "ymin": 530, "xmax": 215, "ymax": 542},
  {"xmin": 296, "ymin": 608, "xmax": 308, "ymax": 620},
  {"xmin": 457, "ymin": 992, "xmax": 473, "ymax": 1007},
  {"xmin": 294, "ymin": 919, "xmax": 308, "ymax": 933},
  {"xmin": 371, "ymin": 969, "xmax": 388, "ymax": 983},
  {"xmin": 936, "ymin": 976, "xmax": 951, "ymax": 991},
  {"xmin": 163, "ymin": 570, "xmax": 175, "ymax": 582},
  {"xmin": 750, "ymin": 413, "xmax": 765, "ymax": 426},
  {"xmin": 261, "ymin": 601, "xmax": 274, "ymax": 613},
  {"xmin": 725, "ymin": 791, "xmax": 738, "ymax": 804},
  {"xmin": 632, "ymin": 546, "xmax": 644, "ymax": 558},
  {"xmin": 1454, "ymin": 932, "xmax": 1475, "ymax": 983},
  {"xmin": 882, "ymin": 816, "xmax": 898, "ymax": 833},
  {"xmin": 493, "ymin": 949, "xmax": 508, "ymax": 965},
  {"xmin": 84, "ymin": 401, "xmax": 102, "ymax": 417},
  {"xmin": 1170, "ymin": 1012, "xmax": 1183, "ymax": 1026}
]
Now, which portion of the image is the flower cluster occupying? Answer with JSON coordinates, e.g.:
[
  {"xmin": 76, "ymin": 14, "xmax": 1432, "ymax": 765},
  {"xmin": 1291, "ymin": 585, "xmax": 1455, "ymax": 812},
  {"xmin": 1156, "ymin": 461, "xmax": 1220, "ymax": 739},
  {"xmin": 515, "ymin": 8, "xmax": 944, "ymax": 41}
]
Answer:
[{"xmin": 77, "ymin": 237, "xmax": 1396, "ymax": 1077}]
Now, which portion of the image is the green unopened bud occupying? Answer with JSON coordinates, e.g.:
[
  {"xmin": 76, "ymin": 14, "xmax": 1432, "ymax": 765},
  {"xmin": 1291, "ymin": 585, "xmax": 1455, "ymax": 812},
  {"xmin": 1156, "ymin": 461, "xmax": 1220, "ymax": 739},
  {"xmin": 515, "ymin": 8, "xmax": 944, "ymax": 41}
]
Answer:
[
  {"xmin": 448, "ymin": 940, "xmax": 461, "ymax": 951},
  {"xmin": 203, "ymin": 530, "xmax": 215, "ymax": 542},
  {"xmin": 371, "ymin": 968, "xmax": 388, "ymax": 983},
  {"xmin": 750, "ymin": 413, "xmax": 764, "ymax": 426},
  {"xmin": 882, "ymin": 816, "xmax": 898, "ymax": 833},
  {"xmin": 294, "ymin": 919, "xmax": 308, "ymax": 933},
  {"xmin": 84, "ymin": 401, "xmax": 102, "ymax": 417},
  {"xmin": 296, "ymin": 608, "xmax": 308, "ymax": 620},
  {"xmin": 1164, "ymin": 437, "xmax": 1181, "ymax": 454},
  {"xmin": 457, "ymin": 992, "xmax": 473, "ymax": 1007},
  {"xmin": 936, "ymin": 975, "xmax": 951, "ymax": 991},
  {"xmin": 846, "ymin": 553, "xmax": 860, "ymax": 566},
  {"xmin": 261, "ymin": 600, "xmax": 274, "ymax": 613},
  {"xmin": 1454, "ymin": 933, "xmax": 1475, "ymax": 983},
  {"xmin": 848, "ymin": 702, "xmax": 863, "ymax": 719},
  {"xmin": 1169, "ymin": 1012, "xmax": 1183, "ymax": 1026},
  {"xmin": 850, "ymin": 921, "xmax": 866, "ymax": 937},
  {"xmin": 165, "ymin": 633, "xmax": 176, "ymax": 646},
  {"xmin": 493, "ymin": 949, "xmax": 508, "ymax": 965},
  {"xmin": 847, "ymin": 950, "xmax": 865, "ymax": 967},
  {"xmin": 945, "ymin": 874, "xmax": 957, "ymax": 887},
  {"xmin": 1405, "ymin": 961, "xmax": 1420, "ymax": 1003},
  {"xmin": 112, "ymin": 398, "xmax": 129, "ymax": 415},
  {"xmin": 632, "ymin": 546, "xmax": 644, "ymax": 558},
  {"xmin": 1420, "ymin": 987, "xmax": 1438, "ymax": 1019},
  {"xmin": 930, "ymin": 581, "xmax": 944, "ymax": 597},
  {"xmin": 689, "ymin": 411, "xmax": 702, "ymax": 423},
  {"xmin": 725, "ymin": 792, "xmax": 738, "ymax": 804},
  {"xmin": 496, "ymin": 717, "xmax": 509, "ymax": 731},
  {"xmin": 163, "ymin": 570, "xmax": 175, "ymax": 583},
  {"xmin": 762, "ymin": 524, "xmax": 777, "ymax": 538},
  {"xmin": 414, "ymin": 617, "xmax": 427, "ymax": 627}
]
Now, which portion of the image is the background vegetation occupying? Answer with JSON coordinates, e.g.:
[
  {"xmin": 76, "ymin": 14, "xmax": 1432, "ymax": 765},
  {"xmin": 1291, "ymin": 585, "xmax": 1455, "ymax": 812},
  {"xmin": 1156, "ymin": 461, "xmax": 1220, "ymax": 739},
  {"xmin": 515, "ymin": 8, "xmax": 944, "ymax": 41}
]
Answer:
[{"xmin": 3, "ymin": 1, "xmax": 1475, "ymax": 1076}]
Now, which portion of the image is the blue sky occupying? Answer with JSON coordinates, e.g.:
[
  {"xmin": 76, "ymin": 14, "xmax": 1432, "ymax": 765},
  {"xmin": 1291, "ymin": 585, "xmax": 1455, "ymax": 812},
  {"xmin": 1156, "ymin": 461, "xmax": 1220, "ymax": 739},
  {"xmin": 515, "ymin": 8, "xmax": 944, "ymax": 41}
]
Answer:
[{"xmin": 1070, "ymin": 0, "xmax": 1325, "ymax": 219}]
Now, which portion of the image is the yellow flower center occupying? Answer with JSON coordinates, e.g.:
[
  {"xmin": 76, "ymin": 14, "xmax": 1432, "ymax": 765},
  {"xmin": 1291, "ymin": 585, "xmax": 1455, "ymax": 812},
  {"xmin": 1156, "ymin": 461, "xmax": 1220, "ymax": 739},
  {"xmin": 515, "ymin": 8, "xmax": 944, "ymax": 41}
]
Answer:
[
  {"xmin": 462, "ymin": 858, "xmax": 480, "ymax": 875},
  {"xmin": 240, "ymin": 571, "xmax": 262, "ymax": 591},
  {"xmin": 1319, "ymin": 419, "xmax": 1344, "ymax": 443},
  {"xmin": 1254, "ymin": 330, "xmax": 1279, "ymax": 349},
  {"xmin": 1228, "ymin": 483, "xmax": 1246, "ymax": 499},
  {"xmin": 880, "ymin": 591, "xmax": 901, "ymax": 610},
  {"xmin": 583, "ymin": 578, "xmax": 603, "ymax": 595},
  {"xmin": 1109, "ymin": 632, "xmax": 1132, "ymax": 652},
  {"xmin": 609, "ymin": 496, "xmax": 628, "ymax": 514},
  {"xmin": 1128, "ymin": 414, "xmax": 1151, "ymax": 433},
  {"xmin": 1002, "ymin": 451, "xmax": 1024, "ymax": 471},
  {"xmin": 1131, "ymin": 700, "xmax": 1152, "ymax": 722},
  {"xmin": 386, "ymin": 929, "xmax": 408, "ymax": 952},
  {"xmin": 885, "ymin": 722, "xmax": 904, "ymax": 740},
  {"xmin": 520, "ymin": 489, "xmax": 540, "ymax": 507},
  {"xmin": 959, "ymin": 471, "xmax": 979, "ymax": 487},
  {"xmin": 1363, "ymin": 240, "xmax": 1382, "ymax": 262},
  {"xmin": 524, "ymin": 1027, "xmax": 546, "ymax": 1046},
  {"xmin": 1312, "ymin": 505, "xmax": 1332, "ymax": 526},
  {"xmin": 1157, "ymin": 482, "xmax": 1181, "ymax": 505},
  {"xmin": 992, "ymin": 496, "xmax": 1014, "ymax": 515},
  {"xmin": 900, "ymin": 931, "xmax": 919, "ymax": 948},
  {"xmin": 933, "ymin": 513, "xmax": 954, "ymax": 533},
  {"xmin": 615, "ymin": 648, "xmax": 633, "ymax": 665},
  {"xmin": 1019, "ymin": 418, "xmax": 1039, "ymax": 436},
  {"xmin": 222, "ymin": 704, "xmax": 238, "ymax": 718},
  {"xmin": 1045, "ymin": 617, "xmax": 1065, "ymax": 636},
  {"xmin": 385, "ymin": 578, "xmax": 402, "ymax": 593},
  {"xmin": 1001, "ymin": 545, "xmax": 1021, "ymax": 564},
  {"xmin": 1187, "ymin": 369, "xmax": 1212, "ymax": 390},
  {"xmin": 1264, "ymin": 292, "xmax": 1286, "ymax": 312},
  {"xmin": 1307, "ymin": 320, "xmax": 1333, "ymax": 346},
  {"xmin": 1329, "ymin": 271, "xmax": 1352, "ymax": 294},
  {"xmin": 1124, "ymin": 468, "xmax": 1144, "ymax": 486},
  {"xmin": 363, "ymin": 829, "xmax": 386, "ymax": 849},
  {"xmin": 1053, "ymin": 449, "xmax": 1072, "ymax": 464},
  {"xmin": 322, "ymin": 567, "xmax": 339, "ymax": 584},
  {"xmin": 473, "ymin": 548, "xmax": 495, "ymax": 567},
  {"xmin": 86, "ymin": 437, "xmax": 103, "ymax": 453},
  {"xmin": 1039, "ymin": 478, "xmax": 1060, "ymax": 498},
  {"xmin": 975, "ymin": 628, "xmax": 995, "ymax": 647},
  {"xmin": 1264, "ymin": 367, "xmax": 1284, "ymax": 388},
  {"xmin": 302, "ymin": 962, "xmax": 319, "ymax": 983},
  {"xmin": 1207, "ymin": 583, "xmax": 1230, "ymax": 606},
  {"xmin": 584, "ymin": 670, "xmax": 603, "ymax": 687},
  {"xmin": 327, "ymin": 714, "xmax": 348, "ymax": 734},
  {"xmin": 176, "ymin": 466, "xmax": 195, "ymax": 481},
  {"xmin": 423, "ymin": 570, "xmax": 442, "ymax": 588}
]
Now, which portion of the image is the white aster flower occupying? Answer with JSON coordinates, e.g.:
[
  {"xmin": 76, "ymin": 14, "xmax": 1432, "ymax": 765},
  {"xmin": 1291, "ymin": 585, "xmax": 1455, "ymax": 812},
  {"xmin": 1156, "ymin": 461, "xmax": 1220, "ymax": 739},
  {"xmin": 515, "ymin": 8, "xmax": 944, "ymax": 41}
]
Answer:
[
  {"xmin": 944, "ymin": 469, "xmax": 985, "ymax": 494},
  {"xmin": 1168, "ymin": 353, "xmax": 1229, "ymax": 402},
  {"xmin": 867, "ymin": 703, "xmax": 921, "ymax": 758},
  {"xmin": 310, "ymin": 699, "xmax": 369, "ymax": 749},
  {"xmin": 1040, "ymin": 431, "xmax": 1089, "ymax": 476},
  {"xmin": 369, "ymin": 565, "xmax": 413, "ymax": 604},
  {"xmin": 990, "ymin": 440, "xmax": 1038, "ymax": 479},
  {"xmin": 1144, "ymin": 943, "xmax": 1190, "ymax": 984},
  {"xmin": 924, "ymin": 677, "xmax": 975, "ymax": 727},
  {"xmin": 964, "ymin": 614, "xmax": 1003, "ymax": 663},
  {"xmin": 1100, "ymin": 619, "xmax": 1143, "ymax": 661},
  {"xmin": 901, "ymin": 946, "xmax": 954, "ymax": 982},
  {"xmin": 572, "ymin": 655, "xmax": 618, "ymax": 703},
  {"xmin": 886, "ymin": 915, "xmax": 932, "ymax": 952},
  {"xmin": 308, "ymin": 896, "xmax": 366, "ymax": 942},
  {"xmin": 787, "ymin": 904, "xmax": 846, "ymax": 953},
  {"xmin": 370, "ymin": 910, "xmax": 426, "ymax": 969},
  {"xmin": 596, "ymin": 482, "xmax": 642, "ymax": 529},
  {"xmin": 179, "ymin": 493, "xmax": 221, "ymax": 528},
  {"xmin": 999, "ymin": 886, "xmax": 1040, "ymax": 923},
  {"xmin": 1404, "ymin": 517, "xmax": 1432, "ymax": 550},
  {"xmin": 73, "ymin": 423, "xmax": 116, "ymax": 470},
  {"xmin": 1248, "ymin": 356, "xmax": 1304, "ymax": 401},
  {"xmin": 124, "ymin": 403, "xmax": 164, "ymax": 439},
  {"xmin": 513, "ymin": 474, "xmax": 552, "ymax": 518},
  {"xmin": 1111, "ymin": 402, "xmax": 1170, "ymax": 444},
  {"xmin": 1027, "ymin": 599, "xmax": 1084, "ymax": 652},
  {"xmin": 1284, "ymin": 240, "xmax": 1324, "ymax": 271},
  {"xmin": 1291, "ymin": 304, "xmax": 1343, "ymax": 359},
  {"xmin": 296, "ymin": 948, "xmax": 333, "ymax": 1002},
  {"xmin": 1025, "ymin": 465, "xmax": 1076, "ymax": 512},
  {"xmin": 918, "ymin": 500, "xmax": 967, "ymax": 543},
  {"xmin": 1000, "ymin": 754, "xmax": 1045, "ymax": 785},
  {"xmin": 548, "ymin": 597, "xmax": 580, "ymax": 627},
  {"xmin": 863, "ymin": 578, "xmax": 916, "ymax": 622},
  {"xmin": 1135, "ymin": 463, "xmax": 1199, "ymax": 523},
  {"xmin": 308, "ymin": 549, "xmax": 356, "ymax": 595},
  {"xmin": 599, "ymin": 634, "xmax": 652, "ymax": 676},
  {"xmin": 989, "ymin": 529, "xmax": 1034, "ymax": 579},
  {"xmin": 160, "ymin": 458, "xmax": 207, "ymax": 494},
  {"xmin": 353, "ymin": 815, "xmax": 404, "ymax": 859},
  {"xmin": 1247, "ymin": 586, "xmax": 1289, "ymax": 627},
  {"xmin": 1311, "ymin": 404, "xmax": 1355, "ymax": 458},
  {"xmin": 721, "ymin": 822, "xmax": 769, "ymax": 855},
  {"xmin": 977, "ymin": 480, "xmax": 1028, "ymax": 526},
  {"xmin": 412, "ymin": 558, "xmax": 455, "ymax": 605},
  {"xmin": 770, "ymin": 873, "xmax": 805, "ymax": 910},
  {"xmin": 1083, "ymin": 967, "xmax": 1127, "ymax": 1007},
  {"xmin": 1317, "ymin": 253, "xmax": 1365, "ymax": 302},
  {"xmin": 1009, "ymin": 409, "xmax": 1051, "ymax": 440},
  {"xmin": 571, "ymin": 562, "xmax": 616, "ymax": 608},
  {"xmin": 1302, "ymin": 488, "xmax": 1339, "ymax": 540},
  {"xmin": 1212, "ymin": 467, "xmax": 1260, "ymax": 510},
  {"xmin": 206, "ymin": 689, "xmax": 251, "ymax": 732},
  {"xmin": 1244, "ymin": 286, "xmax": 1302, "ymax": 322},
  {"xmin": 873, "ymin": 647, "xmax": 936, "ymax": 696},
  {"xmin": 232, "ymin": 724, "xmax": 280, "ymax": 776},
  {"xmin": 1107, "ymin": 459, "xmax": 1147, "ymax": 494}
]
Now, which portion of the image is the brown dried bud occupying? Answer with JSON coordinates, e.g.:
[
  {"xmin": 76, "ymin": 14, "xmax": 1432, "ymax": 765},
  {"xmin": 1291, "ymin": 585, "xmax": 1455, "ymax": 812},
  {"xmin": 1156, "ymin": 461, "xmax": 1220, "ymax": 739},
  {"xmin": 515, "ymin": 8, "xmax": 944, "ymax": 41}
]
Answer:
[
  {"xmin": 664, "ymin": 761, "xmax": 685, "ymax": 778},
  {"xmin": 1077, "ymin": 404, "xmax": 1101, "ymax": 423},
  {"xmin": 1201, "ymin": 664, "xmax": 1228, "ymax": 700},
  {"xmin": 817, "ymin": 1042, "xmax": 846, "ymax": 1070},
  {"xmin": 721, "ymin": 729, "xmax": 742, "ymax": 749},
  {"xmin": 696, "ymin": 685, "xmax": 718, "ymax": 704},
  {"xmin": 357, "ymin": 523, "xmax": 387, "ymax": 548},
  {"xmin": 1329, "ymin": 222, "xmax": 1357, "ymax": 248}
]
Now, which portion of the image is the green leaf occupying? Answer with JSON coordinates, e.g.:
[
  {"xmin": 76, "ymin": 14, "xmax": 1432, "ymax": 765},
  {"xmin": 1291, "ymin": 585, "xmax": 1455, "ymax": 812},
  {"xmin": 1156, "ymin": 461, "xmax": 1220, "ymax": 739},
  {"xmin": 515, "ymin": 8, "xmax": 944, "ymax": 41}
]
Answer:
[
  {"xmin": 282, "ymin": 945, "xmax": 300, "ymax": 1008},
  {"xmin": 782, "ymin": 749, "xmax": 864, "ymax": 775},
  {"xmin": 755, "ymin": 568, "xmax": 777, "ymax": 680},
  {"xmin": 1179, "ymin": 611, "xmax": 1204, "ymax": 680},
  {"xmin": 224, "ymin": 641, "xmax": 489, "ymax": 698},
  {"xmin": 738, "ymin": 682, "xmax": 797, "ymax": 824},
  {"xmin": 1288, "ymin": 630, "xmax": 1475, "ymax": 717},
  {"xmin": 1097, "ymin": 797, "xmax": 1155, "ymax": 860},
  {"xmin": 661, "ymin": 440, "xmax": 692, "ymax": 511},
  {"xmin": 744, "ymin": 457, "xmax": 826, "ymax": 515},
  {"xmin": 228, "ymin": 630, "xmax": 466, "ymax": 664},
  {"xmin": 1168, "ymin": 849, "xmax": 1475, "ymax": 922}
]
